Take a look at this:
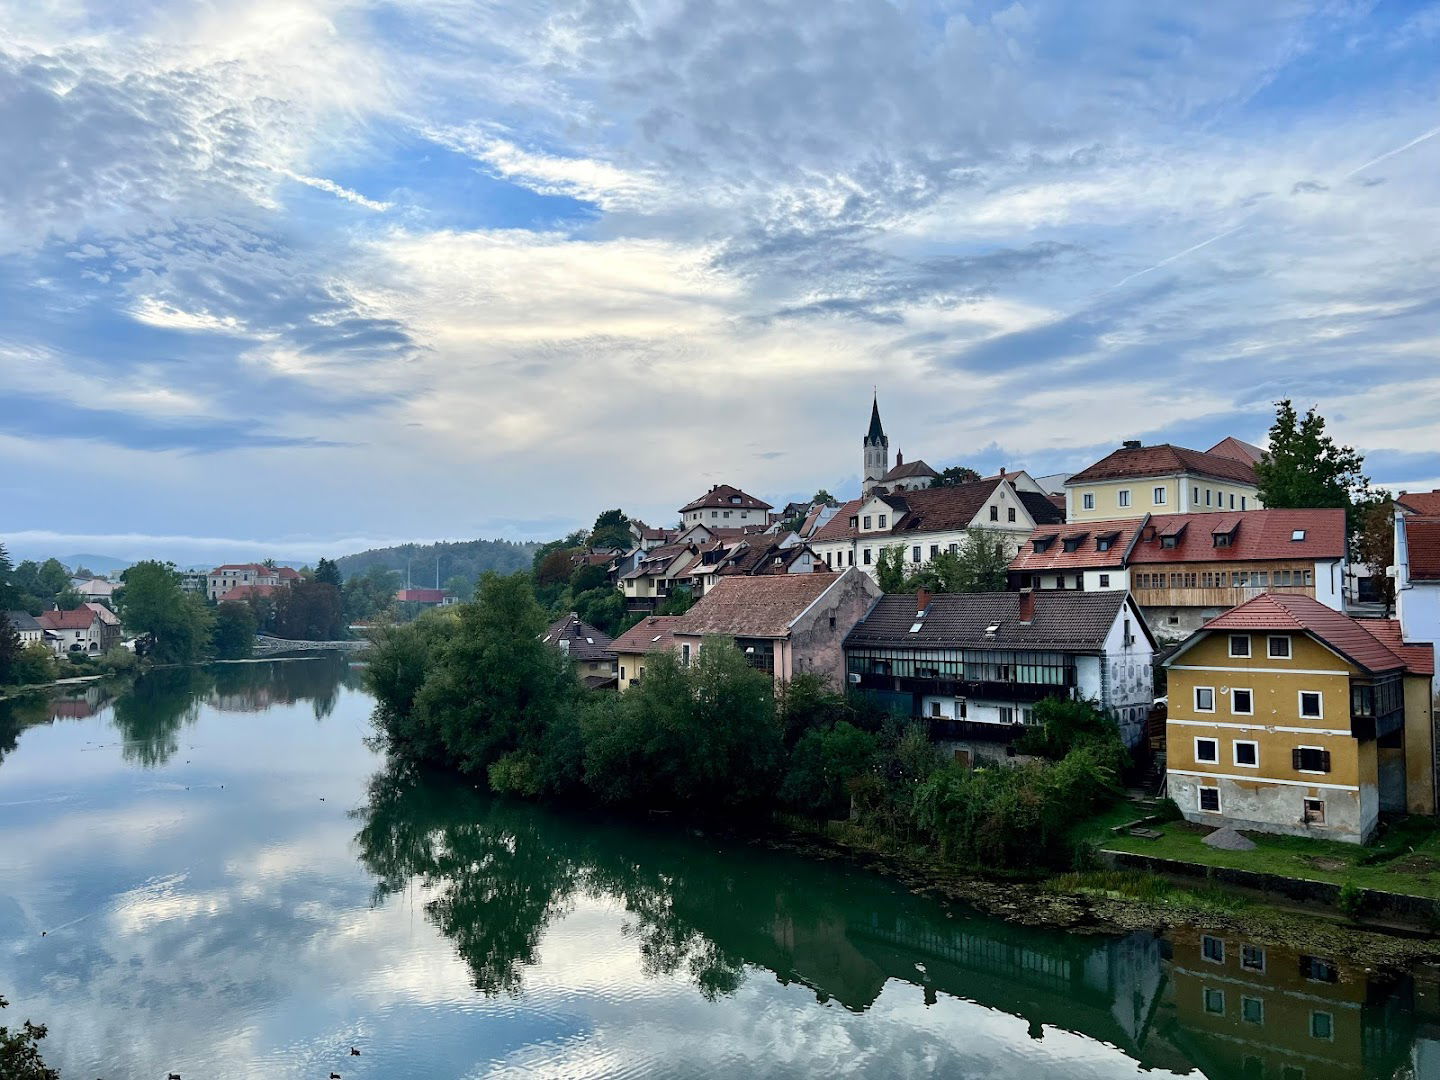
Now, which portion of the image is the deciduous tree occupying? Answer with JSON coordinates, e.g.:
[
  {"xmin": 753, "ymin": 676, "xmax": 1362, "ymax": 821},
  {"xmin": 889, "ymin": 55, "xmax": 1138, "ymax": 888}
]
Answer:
[
  {"xmin": 117, "ymin": 561, "xmax": 215, "ymax": 663},
  {"xmin": 930, "ymin": 465, "xmax": 982, "ymax": 488}
]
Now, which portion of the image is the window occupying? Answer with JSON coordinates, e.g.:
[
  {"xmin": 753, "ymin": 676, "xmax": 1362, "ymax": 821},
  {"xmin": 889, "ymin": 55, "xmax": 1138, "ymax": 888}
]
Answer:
[
  {"xmin": 1199, "ymin": 786, "xmax": 1221, "ymax": 812},
  {"xmin": 1268, "ymin": 635, "xmax": 1291, "ymax": 659},
  {"xmin": 947, "ymin": 543, "xmax": 958, "ymax": 555},
  {"xmin": 1293, "ymin": 747, "xmax": 1331, "ymax": 774},
  {"xmin": 863, "ymin": 515, "xmax": 872, "ymax": 529},
  {"xmin": 1241, "ymin": 496, "xmax": 1248, "ymax": 510},
  {"xmin": 1301, "ymin": 955, "xmax": 1338, "ymax": 983},
  {"xmin": 877, "ymin": 514, "xmax": 887, "ymax": 528},
  {"xmin": 829, "ymin": 616, "xmax": 836, "ymax": 630},
  {"xmin": 1292, "ymin": 529, "xmax": 1306, "ymax": 541},
  {"xmin": 1118, "ymin": 489, "xmax": 1131, "ymax": 507},
  {"xmin": 998, "ymin": 706, "xmax": 1015, "ymax": 723},
  {"xmin": 1195, "ymin": 686, "xmax": 1215, "ymax": 712},
  {"xmin": 1195, "ymin": 737, "xmax": 1219, "ymax": 763},
  {"xmin": 1234, "ymin": 740, "xmax": 1258, "ymax": 768},
  {"xmin": 1007, "ymin": 507, "xmax": 1016, "ymax": 522},
  {"xmin": 1099, "ymin": 574, "xmax": 1110, "ymax": 587},
  {"xmin": 862, "ymin": 549, "xmax": 872, "ymax": 565},
  {"xmin": 989, "ymin": 505, "xmax": 999, "ymax": 521},
  {"xmin": 1298, "ymin": 691, "xmax": 1322, "ymax": 719},
  {"xmin": 1160, "ymin": 534, "xmax": 1178, "ymax": 549},
  {"xmin": 1193, "ymin": 486, "xmax": 1200, "ymax": 503},
  {"xmin": 1206, "ymin": 488, "xmax": 1213, "ymax": 506},
  {"xmin": 1154, "ymin": 486, "xmax": 1167, "ymax": 505},
  {"xmin": 1202, "ymin": 935, "xmax": 1225, "ymax": 963},
  {"xmin": 1304, "ymin": 798, "xmax": 1326, "ymax": 824},
  {"xmin": 1203, "ymin": 988, "xmax": 1225, "ymax": 1015},
  {"xmin": 930, "ymin": 701, "xmax": 942, "ymax": 717},
  {"xmin": 1229, "ymin": 493, "xmax": 1235, "ymax": 509},
  {"xmin": 1241, "ymin": 996, "xmax": 1265, "ymax": 1025},
  {"xmin": 912, "ymin": 545, "xmax": 921, "ymax": 563},
  {"xmin": 723, "ymin": 510, "xmax": 731, "ymax": 518},
  {"xmin": 680, "ymin": 643, "xmax": 691, "ymax": 667},
  {"xmin": 1229, "ymin": 634, "xmax": 1251, "ymax": 658},
  {"xmin": 1310, "ymin": 1011, "xmax": 1333, "ymax": 1041},
  {"xmin": 1082, "ymin": 493, "xmax": 1095, "ymax": 510},
  {"xmin": 931, "ymin": 545, "xmax": 940, "ymax": 558},
  {"xmin": 1241, "ymin": 944, "xmax": 1266, "ymax": 972}
]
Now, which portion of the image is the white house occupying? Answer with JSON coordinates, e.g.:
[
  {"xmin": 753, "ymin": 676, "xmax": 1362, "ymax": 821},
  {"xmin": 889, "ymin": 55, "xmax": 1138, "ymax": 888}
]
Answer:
[
  {"xmin": 678, "ymin": 485, "xmax": 773, "ymax": 528},
  {"xmin": 37, "ymin": 608, "xmax": 111, "ymax": 656},
  {"xmin": 207, "ymin": 563, "xmax": 301, "ymax": 601},
  {"xmin": 5, "ymin": 610, "xmax": 44, "ymax": 646},
  {"xmin": 1395, "ymin": 508, "xmax": 1440, "ymax": 696}
]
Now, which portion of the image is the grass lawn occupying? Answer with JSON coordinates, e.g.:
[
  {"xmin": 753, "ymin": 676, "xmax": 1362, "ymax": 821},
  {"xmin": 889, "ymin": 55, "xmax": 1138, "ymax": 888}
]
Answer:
[
  {"xmin": 1101, "ymin": 815, "xmax": 1440, "ymax": 900},
  {"xmin": 1066, "ymin": 800, "xmax": 1153, "ymax": 849}
]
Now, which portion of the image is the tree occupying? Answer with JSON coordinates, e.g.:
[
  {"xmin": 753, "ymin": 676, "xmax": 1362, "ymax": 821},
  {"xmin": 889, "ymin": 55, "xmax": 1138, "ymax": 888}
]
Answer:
[
  {"xmin": 53, "ymin": 586, "xmax": 83, "ymax": 611},
  {"xmin": 589, "ymin": 509, "xmax": 632, "ymax": 551},
  {"xmin": 1354, "ymin": 496, "xmax": 1397, "ymax": 613},
  {"xmin": 444, "ymin": 574, "xmax": 474, "ymax": 603},
  {"xmin": 272, "ymin": 582, "xmax": 344, "ymax": 640},
  {"xmin": 655, "ymin": 585, "xmax": 695, "ymax": 616},
  {"xmin": 811, "ymin": 489, "xmax": 838, "ymax": 507},
  {"xmin": 930, "ymin": 465, "xmax": 982, "ymax": 488},
  {"xmin": 0, "ymin": 542, "xmax": 18, "ymax": 610},
  {"xmin": 116, "ymin": 561, "xmax": 215, "ymax": 664},
  {"xmin": 0, "ymin": 611, "xmax": 20, "ymax": 685},
  {"xmin": 36, "ymin": 558, "xmax": 70, "ymax": 599},
  {"xmin": 1254, "ymin": 400, "xmax": 1371, "ymax": 527},
  {"xmin": 212, "ymin": 601, "xmax": 259, "ymax": 659},
  {"xmin": 905, "ymin": 528, "xmax": 1010, "ymax": 593},
  {"xmin": 343, "ymin": 564, "xmax": 402, "ymax": 622},
  {"xmin": 875, "ymin": 544, "xmax": 909, "ymax": 592},
  {"xmin": 0, "ymin": 995, "xmax": 60, "ymax": 1080},
  {"xmin": 314, "ymin": 557, "xmax": 343, "ymax": 588},
  {"xmin": 11, "ymin": 643, "xmax": 57, "ymax": 686}
]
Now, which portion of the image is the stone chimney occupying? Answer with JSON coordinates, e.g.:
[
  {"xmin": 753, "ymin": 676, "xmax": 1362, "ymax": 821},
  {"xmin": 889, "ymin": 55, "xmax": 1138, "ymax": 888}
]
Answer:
[
  {"xmin": 1122, "ymin": 439, "xmax": 1142, "ymax": 450},
  {"xmin": 1018, "ymin": 589, "xmax": 1035, "ymax": 625}
]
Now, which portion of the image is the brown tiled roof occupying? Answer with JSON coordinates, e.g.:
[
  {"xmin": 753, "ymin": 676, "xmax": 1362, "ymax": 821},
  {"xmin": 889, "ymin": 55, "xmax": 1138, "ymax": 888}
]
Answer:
[
  {"xmin": 812, "ymin": 479, "xmax": 1061, "ymax": 543},
  {"xmin": 1206, "ymin": 436, "xmax": 1264, "ymax": 465},
  {"xmin": 811, "ymin": 498, "xmax": 864, "ymax": 543},
  {"xmin": 1009, "ymin": 518, "xmax": 1146, "ymax": 572},
  {"xmin": 543, "ymin": 614, "xmax": 616, "ymax": 662},
  {"xmin": 610, "ymin": 615, "xmax": 685, "ymax": 655},
  {"xmin": 1068, "ymin": 444, "xmax": 1258, "ymax": 486},
  {"xmin": 1130, "ymin": 509, "xmax": 1345, "ymax": 565},
  {"xmin": 1399, "ymin": 491, "xmax": 1440, "ymax": 516},
  {"xmin": 582, "ymin": 674, "xmax": 618, "ymax": 690},
  {"xmin": 1406, "ymin": 517, "xmax": 1440, "ymax": 581},
  {"xmin": 1358, "ymin": 619, "xmax": 1435, "ymax": 677},
  {"xmin": 1198, "ymin": 594, "xmax": 1407, "ymax": 674},
  {"xmin": 676, "ymin": 572, "xmax": 841, "ymax": 639},
  {"xmin": 85, "ymin": 603, "xmax": 120, "ymax": 626},
  {"xmin": 679, "ymin": 484, "xmax": 773, "ymax": 513},
  {"xmin": 883, "ymin": 459, "xmax": 938, "ymax": 481},
  {"xmin": 213, "ymin": 563, "xmax": 269, "ymax": 573},
  {"xmin": 38, "ymin": 608, "xmax": 98, "ymax": 630},
  {"xmin": 845, "ymin": 591, "xmax": 1139, "ymax": 652},
  {"xmin": 396, "ymin": 588, "xmax": 447, "ymax": 603}
]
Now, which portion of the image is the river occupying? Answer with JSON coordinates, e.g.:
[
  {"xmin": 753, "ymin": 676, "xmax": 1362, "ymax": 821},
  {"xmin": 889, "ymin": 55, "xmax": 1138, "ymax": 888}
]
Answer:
[{"xmin": 0, "ymin": 658, "xmax": 1433, "ymax": 1079}]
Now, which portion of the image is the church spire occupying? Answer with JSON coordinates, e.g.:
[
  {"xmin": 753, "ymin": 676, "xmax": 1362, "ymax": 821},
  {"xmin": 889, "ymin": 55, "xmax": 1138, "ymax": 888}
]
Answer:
[
  {"xmin": 862, "ymin": 394, "xmax": 890, "ymax": 495},
  {"xmin": 865, "ymin": 394, "xmax": 886, "ymax": 445}
]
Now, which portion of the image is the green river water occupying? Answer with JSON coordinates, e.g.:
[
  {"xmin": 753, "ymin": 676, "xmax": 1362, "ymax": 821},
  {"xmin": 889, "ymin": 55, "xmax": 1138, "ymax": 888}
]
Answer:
[{"xmin": 0, "ymin": 657, "xmax": 1433, "ymax": 1078}]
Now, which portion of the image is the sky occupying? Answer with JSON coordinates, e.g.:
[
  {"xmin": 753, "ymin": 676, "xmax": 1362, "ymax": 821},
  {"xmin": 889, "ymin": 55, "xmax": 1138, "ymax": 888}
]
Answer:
[{"xmin": 2, "ymin": 0, "xmax": 1439, "ymax": 566}]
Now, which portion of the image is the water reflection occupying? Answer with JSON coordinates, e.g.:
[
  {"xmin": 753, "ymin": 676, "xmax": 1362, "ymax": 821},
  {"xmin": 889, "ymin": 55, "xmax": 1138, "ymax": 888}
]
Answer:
[{"xmin": 353, "ymin": 762, "xmax": 1440, "ymax": 1078}]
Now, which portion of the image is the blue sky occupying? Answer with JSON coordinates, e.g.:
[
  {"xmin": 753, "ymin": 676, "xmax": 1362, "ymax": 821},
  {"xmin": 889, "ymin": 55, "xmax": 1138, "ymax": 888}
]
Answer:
[{"xmin": 2, "ymin": 0, "xmax": 1439, "ymax": 565}]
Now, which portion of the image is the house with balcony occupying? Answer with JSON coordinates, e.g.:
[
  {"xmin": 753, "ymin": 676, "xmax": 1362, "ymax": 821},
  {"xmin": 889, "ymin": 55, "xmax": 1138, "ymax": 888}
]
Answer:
[
  {"xmin": 1008, "ymin": 509, "xmax": 1348, "ymax": 637},
  {"xmin": 810, "ymin": 474, "xmax": 1064, "ymax": 580},
  {"xmin": 1163, "ymin": 593, "xmax": 1436, "ymax": 842},
  {"xmin": 671, "ymin": 568, "xmax": 881, "ymax": 689},
  {"xmin": 542, "ymin": 613, "xmax": 618, "ymax": 689},
  {"xmin": 1394, "ymin": 508, "xmax": 1440, "ymax": 697},
  {"xmin": 679, "ymin": 484, "xmax": 773, "ymax": 528},
  {"xmin": 1064, "ymin": 440, "xmax": 1262, "ymax": 524},
  {"xmin": 845, "ymin": 589, "xmax": 1157, "ymax": 751}
]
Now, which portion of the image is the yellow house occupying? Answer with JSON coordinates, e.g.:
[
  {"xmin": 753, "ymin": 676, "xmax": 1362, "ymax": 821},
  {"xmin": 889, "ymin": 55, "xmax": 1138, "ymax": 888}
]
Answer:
[
  {"xmin": 1164, "ymin": 593, "xmax": 1435, "ymax": 843},
  {"xmin": 609, "ymin": 615, "xmax": 683, "ymax": 690},
  {"xmin": 1066, "ymin": 440, "xmax": 1261, "ymax": 524}
]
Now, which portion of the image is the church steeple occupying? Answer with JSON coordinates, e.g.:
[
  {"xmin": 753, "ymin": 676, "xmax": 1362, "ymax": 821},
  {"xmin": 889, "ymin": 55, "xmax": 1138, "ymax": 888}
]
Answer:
[{"xmin": 862, "ymin": 394, "xmax": 890, "ymax": 495}]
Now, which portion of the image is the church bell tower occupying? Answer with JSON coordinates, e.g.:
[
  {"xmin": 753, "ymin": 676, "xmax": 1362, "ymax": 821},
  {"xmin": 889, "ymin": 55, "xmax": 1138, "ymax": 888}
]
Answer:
[{"xmin": 863, "ymin": 395, "xmax": 889, "ymax": 496}]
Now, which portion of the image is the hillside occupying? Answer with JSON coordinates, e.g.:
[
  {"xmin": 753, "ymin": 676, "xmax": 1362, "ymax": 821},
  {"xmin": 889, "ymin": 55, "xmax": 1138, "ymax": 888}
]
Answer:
[{"xmin": 336, "ymin": 538, "xmax": 540, "ymax": 586}]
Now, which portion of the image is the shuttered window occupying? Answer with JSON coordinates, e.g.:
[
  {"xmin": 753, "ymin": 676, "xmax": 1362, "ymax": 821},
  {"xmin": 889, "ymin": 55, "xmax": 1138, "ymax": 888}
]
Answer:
[{"xmin": 1292, "ymin": 747, "xmax": 1331, "ymax": 773}]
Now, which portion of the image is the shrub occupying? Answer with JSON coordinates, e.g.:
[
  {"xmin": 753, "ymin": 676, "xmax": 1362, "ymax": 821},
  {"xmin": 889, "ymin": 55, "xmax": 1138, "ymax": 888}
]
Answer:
[
  {"xmin": 1337, "ymin": 880, "xmax": 1364, "ymax": 918},
  {"xmin": 1155, "ymin": 796, "xmax": 1183, "ymax": 823},
  {"xmin": 99, "ymin": 647, "xmax": 139, "ymax": 674},
  {"xmin": 9, "ymin": 644, "xmax": 57, "ymax": 686}
]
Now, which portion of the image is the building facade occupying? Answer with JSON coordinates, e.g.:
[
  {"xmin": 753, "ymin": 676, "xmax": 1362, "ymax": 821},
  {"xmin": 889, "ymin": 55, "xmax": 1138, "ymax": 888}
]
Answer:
[
  {"xmin": 207, "ymin": 563, "xmax": 299, "ymax": 601},
  {"xmin": 542, "ymin": 613, "xmax": 618, "ymax": 689},
  {"xmin": 1064, "ymin": 441, "xmax": 1261, "ymax": 524},
  {"xmin": 1394, "ymin": 508, "xmax": 1440, "ymax": 697},
  {"xmin": 678, "ymin": 485, "xmax": 773, "ymax": 528},
  {"xmin": 845, "ymin": 590, "xmax": 1157, "ymax": 750},
  {"xmin": 609, "ymin": 615, "xmax": 683, "ymax": 690},
  {"xmin": 1164, "ymin": 594, "xmax": 1435, "ymax": 842}
]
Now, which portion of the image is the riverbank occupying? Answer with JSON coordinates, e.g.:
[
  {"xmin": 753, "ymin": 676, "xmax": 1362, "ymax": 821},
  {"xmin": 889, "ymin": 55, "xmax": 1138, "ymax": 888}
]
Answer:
[{"xmin": 764, "ymin": 814, "xmax": 1440, "ymax": 971}]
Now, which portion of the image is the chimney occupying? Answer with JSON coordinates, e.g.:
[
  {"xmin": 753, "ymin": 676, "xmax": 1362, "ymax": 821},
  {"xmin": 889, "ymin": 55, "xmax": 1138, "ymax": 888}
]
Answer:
[
  {"xmin": 896, "ymin": 449, "xmax": 903, "ymax": 465},
  {"xmin": 1018, "ymin": 589, "xmax": 1035, "ymax": 624},
  {"xmin": 915, "ymin": 587, "xmax": 931, "ymax": 614},
  {"xmin": 999, "ymin": 466, "xmax": 1006, "ymax": 478},
  {"xmin": 1122, "ymin": 439, "xmax": 1142, "ymax": 450}
]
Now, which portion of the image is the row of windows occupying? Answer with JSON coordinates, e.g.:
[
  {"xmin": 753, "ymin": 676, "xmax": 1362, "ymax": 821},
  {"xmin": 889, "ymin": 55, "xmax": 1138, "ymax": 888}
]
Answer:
[
  {"xmin": 848, "ymin": 648, "xmax": 1076, "ymax": 685},
  {"xmin": 1199, "ymin": 987, "xmax": 1334, "ymax": 1040},
  {"xmin": 1133, "ymin": 569, "xmax": 1314, "ymax": 590},
  {"xmin": 1227, "ymin": 634, "xmax": 1292, "ymax": 659},
  {"xmin": 1194, "ymin": 684, "xmax": 1320, "ymax": 719},
  {"xmin": 926, "ymin": 700, "xmax": 1037, "ymax": 724},
  {"xmin": 1198, "ymin": 784, "xmax": 1330, "ymax": 815},
  {"xmin": 1077, "ymin": 487, "xmax": 1251, "ymax": 511}
]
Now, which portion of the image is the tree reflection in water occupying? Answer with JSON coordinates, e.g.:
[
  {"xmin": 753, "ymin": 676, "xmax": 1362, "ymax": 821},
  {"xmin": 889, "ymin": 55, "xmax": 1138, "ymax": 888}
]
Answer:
[{"xmin": 110, "ymin": 668, "xmax": 209, "ymax": 768}]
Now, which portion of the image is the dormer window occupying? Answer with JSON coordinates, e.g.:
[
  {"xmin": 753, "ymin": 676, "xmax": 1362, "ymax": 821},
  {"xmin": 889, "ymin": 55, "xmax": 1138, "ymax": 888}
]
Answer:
[
  {"xmin": 849, "ymin": 516, "xmax": 858, "ymax": 529},
  {"xmin": 1213, "ymin": 534, "xmax": 1230, "ymax": 548},
  {"xmin": 1062, "ymin": 532, "xmax": 1089, "ymax": 553},
  {"xmin": 1160, "ymin": 535, "xmax": 1178, "ymax": 549},
  {"xmin": 1032, "ymin": 537, "xmax": 1055, "ymax": 553},
  {"xmin": 730, "ymin": 496, "xmax": 741, "ymax": 504}
]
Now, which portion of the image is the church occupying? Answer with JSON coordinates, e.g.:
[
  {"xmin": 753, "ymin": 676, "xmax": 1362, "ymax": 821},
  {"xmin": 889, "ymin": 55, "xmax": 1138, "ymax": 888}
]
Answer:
[{"xmin": 862, "ymin": 397, "xmax": 940, "ymax": 496}]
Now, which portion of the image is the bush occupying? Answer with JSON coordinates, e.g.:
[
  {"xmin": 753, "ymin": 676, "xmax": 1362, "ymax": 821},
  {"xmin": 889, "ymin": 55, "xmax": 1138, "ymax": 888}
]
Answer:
[
  {"xmin": 780, "ymin": 721, "xmax": 879, "ymax": 817},
  {"xmin": 9, "ymin": 644, "xmax": 57, "ymax": 686},
  {"xmin": 99, "ymin": 646, "xmax": 139, "ymax": 674},
  {"xmin": 1337, "ymin": 880, "xmax": 1364, "ymax": 918},
  {"xmin": 1155, "ymin": 796, "xmax": 1183, "ymax": 823}
]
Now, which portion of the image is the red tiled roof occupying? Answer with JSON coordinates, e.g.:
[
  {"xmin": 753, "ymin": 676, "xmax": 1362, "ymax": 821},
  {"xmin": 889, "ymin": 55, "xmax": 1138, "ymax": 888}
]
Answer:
[
  {"xmin": 37, "ymin": 608, "xmax": 97, "ymax": 630},
  {"xmin": 1130, "ymin": 509, "xmax": 1345, "ymax": 565},
  {"xmin": 85, "ymin": 602, "xmax": 121, "ymax": 626},
  {"xmin": 1358, "ymin": 619, "xmax": 1435, "ymax": 677},
  {"xmin": 213, "ymin": 563, "xmax": 269, "ymax": 573},
  {"xmin": 1199, "ymin": 594, "xmax": 1409, "ymax": 674},
  {"xmin": 675, "ymin": 572, "xmax": 842, "ymax": 638},
  {"xmin": 275, "ymin": 566, "xmax": 301, "ymax": 580},
  {"xmin": 610, "ymin": 615, "xmax": 685, "ymax": 655},
  {"xmin": 678, "ymin": 484, "xmax": 773, "ymax": 513},
  {"xmin": 1206, "ymin": 436, "xmax": 1264, "ymax": 465},
  {"xmin": 1009, "ymin": 518, "xmax": 1146, "ymax": 571},
  {"xmin": 1398, "ymin": 490, "xmax": 1440, "ymax": 516},
  {"xmin": 396, "ymin": 588, "xmax": 447, "ymax": 603},
  {"xmin": 220, "ymin": 584, "xmax": 279, "ymax": 601},
  {"xmin": 1406, "ymin": 517, "xmax": 1440, "ymax": 581},
  {"xmin": 1068, "ymin": 443, "xmax": 1258, "ymax": 486}
]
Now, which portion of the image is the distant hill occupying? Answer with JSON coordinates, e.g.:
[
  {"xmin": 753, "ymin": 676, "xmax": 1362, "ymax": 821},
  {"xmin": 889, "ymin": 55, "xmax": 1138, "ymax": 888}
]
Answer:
[
  {"xmin": 336, "ymin": 538, "xmax": 540, "ymax": 586},
  {"xmin": 58, "ymin": 553, "xmax": 133, "ymax": 576}
]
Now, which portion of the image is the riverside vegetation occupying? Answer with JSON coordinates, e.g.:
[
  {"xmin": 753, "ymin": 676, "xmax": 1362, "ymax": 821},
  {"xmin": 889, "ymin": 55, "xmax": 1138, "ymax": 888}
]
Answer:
[{"xmin": 366, "ymin": 572, "xmax": 1130, "ymax": 875}]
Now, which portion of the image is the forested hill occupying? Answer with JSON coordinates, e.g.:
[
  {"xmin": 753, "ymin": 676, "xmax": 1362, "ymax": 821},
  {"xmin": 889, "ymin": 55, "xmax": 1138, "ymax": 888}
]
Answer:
[{"xmin": 336, "ymin": 538, "xmax": 539, "ymax": 586}]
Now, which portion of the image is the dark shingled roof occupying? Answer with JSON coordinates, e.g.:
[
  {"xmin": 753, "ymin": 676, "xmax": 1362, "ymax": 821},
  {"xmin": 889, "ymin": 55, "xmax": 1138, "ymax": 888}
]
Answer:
[
  {"xmin": 679, "ymin": 484, "xmax": 772, "ymax": 513},
  {"xmin": 883, "ymin": 458, "xmax": 938, "ymax": 481},
  {"xmin": 543, "ymin": 614, "xmax": 616, "ymax": 662},
  {"xmin": 5, "ymin": 610, "xmax": 41, "ymax": 632},
  {"xmin": 1068, "ymin": 443, "xmax": 1258, "ymax": 486},
  {"xmin": 845, "ymin": 591, "xmax": 1134, "ymax": 652},
  {"xmin": 866, "ymin": 397, "xmax": 885, "ymax": 444}
]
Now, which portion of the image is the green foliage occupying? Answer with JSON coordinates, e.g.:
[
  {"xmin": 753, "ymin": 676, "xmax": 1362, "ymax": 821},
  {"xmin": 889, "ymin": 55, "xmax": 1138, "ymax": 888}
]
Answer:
[
  {"xmin": 1254, "ymin": 400, "xmax": 1371, "ymax": 526},
  {"xmin": 875, "ymin": 544, "xmax": 909, "ymax": 592},
  {"xmin": 0, "ymin": 543, "xmax": 18, "ymax": 611},
  {"xmin": 1155, "ymin": 796, "xmax": 1183, "ymax": 823},
  {"xmin": 444, "ymin": 575, "xmax": 474, "ymax": 603},
  {"xmin": 780, "ymin": 721, "xmax": 879, "ymax": 816},
  {"xmin": 1354, "ymin": 496, "xmax": 1396, "ymax": 610},
  {"xmin": 1015, "ymin": 696, "xmax": 1127, "ymax": 772},
  {"xmin": 811, "ymin": 489, "xmax": 838, "ymax": 507},
  {"xmin": 903, "ymin": 528, "xmax": 1011, "ymax": 593},
  {"xmin": 655, "ymin": 585, "xmax": 695, "ymax": 616},
  {"xmin": 929, "ymin": 465, "xmax": 981, "ymax": 487},
  {"xmin": 343, "ymin": 564, "xmax": 402, "ymax": 623},
  {"xmin": 117, "ymin": 561, "xmax": 215, "ymax": 664},
  {"xmin": 573, "ymin": 586, "xmax": 626, "ymax": 637},
  {"xmin": 0, "ymin": 995, "xmax": 60, "ymax": 1080},
  {"xmin": 365, "ymin": 612, "xmax": 460, "ymax": 756},
  {"xmin": 212, "ymin": 602, "xmax": 258, "ymax": 659},
  {"xmin": 53, "ymin": 587, "xmax": 84, "ymax": 611},
  {"xmin": 0, "ymin": 611, "xmax": 19, "ymax": 686},
  {"xmin": 272, "ymin": 581, "xmax": 344, "ymax": 640},
  {"xmin": 1337, "ymin": 880, "xmax": 1364, "ymax": 918},
  {"xmin": 338, "ymin": 538, "xmax": 538, "ymax": 591},
  {"xmin": 314, "ymin": 557, "xmax": 343, "ymax": 587},
  {"xmin": 10, "ymin": 644, "xmax": 57, "ymax": 686},
  {"xmin": 589, "ymin": 509, "xmax": 632, "ymax": 551},
  {"xmin": 98, "ymin": 646, "xmax": 139, "ymax": 674},
  {"xmin": 569, "ymin": 561, "xmax": 610, "ymax": 595}
]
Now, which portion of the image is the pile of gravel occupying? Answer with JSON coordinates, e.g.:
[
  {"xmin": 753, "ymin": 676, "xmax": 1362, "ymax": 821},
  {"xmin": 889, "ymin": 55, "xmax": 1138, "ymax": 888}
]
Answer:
[{"xmin": 1203, "ymin": 826, "xmax": 1256, "ymax": 851}]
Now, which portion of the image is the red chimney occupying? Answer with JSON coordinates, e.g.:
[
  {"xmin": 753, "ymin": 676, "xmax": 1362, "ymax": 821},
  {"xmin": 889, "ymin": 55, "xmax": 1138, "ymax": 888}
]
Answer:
[
  {"xmin": 916, "ymin": 588, "xmax": 931, "ymax": 613},
  {"xmin": 1018, "ymin": 589, "xmax": 1035, "ymax": 624}
]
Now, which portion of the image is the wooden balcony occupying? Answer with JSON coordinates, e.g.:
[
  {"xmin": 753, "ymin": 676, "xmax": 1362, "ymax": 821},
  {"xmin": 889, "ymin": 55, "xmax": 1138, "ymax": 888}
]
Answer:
[{"xmin": 1131, "ymin": 585, "xmax": 1315, "ymax": 609}]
